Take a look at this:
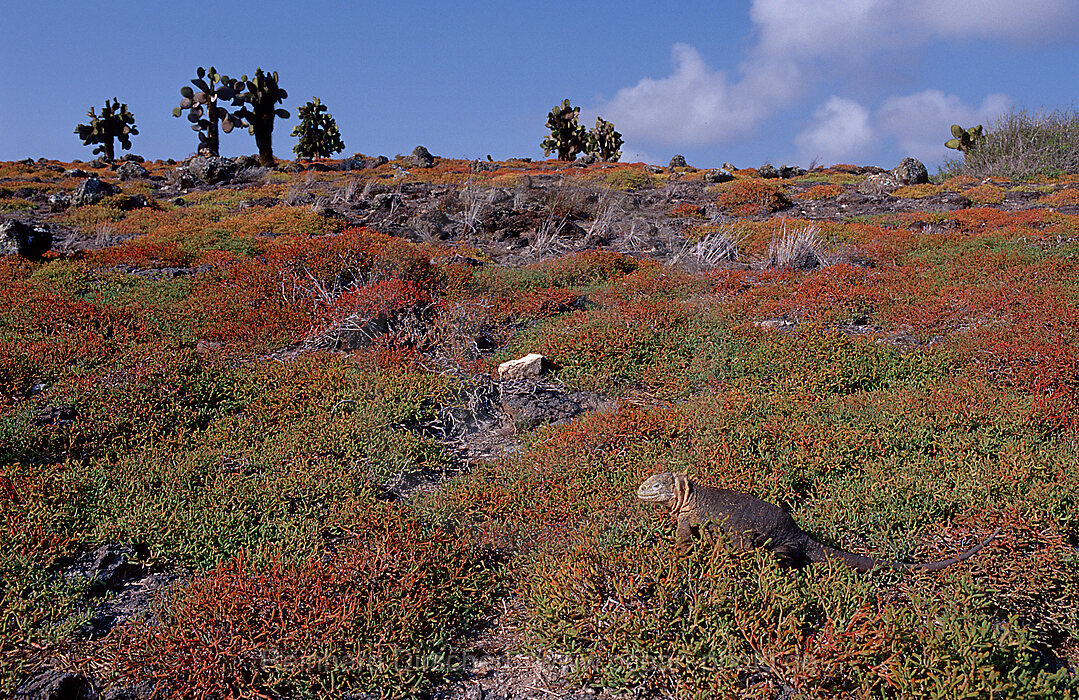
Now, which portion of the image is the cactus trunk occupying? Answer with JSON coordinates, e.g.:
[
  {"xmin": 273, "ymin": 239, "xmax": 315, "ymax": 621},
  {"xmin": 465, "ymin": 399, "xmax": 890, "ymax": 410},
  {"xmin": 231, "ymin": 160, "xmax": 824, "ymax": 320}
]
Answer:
[
  {"xmin": 205, "ymin": 117, "xmax": 220, "ymax": 156},
  {"xmin": 102, "ymin": 137, "xmax": 115, "ymax": 162},
  {"xmin": 254, "ymin": 118, "xmax": 275, "ymax": 166}
]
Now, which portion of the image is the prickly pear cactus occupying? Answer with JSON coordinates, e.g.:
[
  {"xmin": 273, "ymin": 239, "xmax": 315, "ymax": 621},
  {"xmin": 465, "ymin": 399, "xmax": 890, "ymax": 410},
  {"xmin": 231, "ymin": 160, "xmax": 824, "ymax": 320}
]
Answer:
[
  {"xmin": 541, "ymin": 99, "xmax": 589, "ymax": 161},
  {"xmin": 586, "ymin": 117, "xmax": 623, "ymax": 162},
  {"xmin": 292, "ymin": 97, "xmax": 345, "ymax": 160},
  {"xmin": 235, "ymin": 69, "xmax": 290, "ymax": 167},
  {"xmin": 172, "ymin": 66, "xmax": 246, "ymax": 156},
  {"xmin": 945, "ymin": 124, "xmax": 985, "ymax": 153},
  {"xmin": 75, "ymin": 98, "xmax": 138, "ymax": 162}
]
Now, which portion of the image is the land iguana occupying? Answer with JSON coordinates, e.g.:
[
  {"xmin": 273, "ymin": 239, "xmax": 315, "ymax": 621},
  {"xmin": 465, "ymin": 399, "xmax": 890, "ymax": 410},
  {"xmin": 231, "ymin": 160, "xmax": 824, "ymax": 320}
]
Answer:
[{"xmin": 636, "ymin": 472, "xmax": 999, "ymax": 571}]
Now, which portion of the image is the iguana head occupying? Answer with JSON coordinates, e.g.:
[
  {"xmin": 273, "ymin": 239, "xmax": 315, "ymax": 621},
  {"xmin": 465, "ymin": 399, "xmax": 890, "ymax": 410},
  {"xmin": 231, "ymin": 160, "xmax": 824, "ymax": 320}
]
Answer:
[
  {"xmin": 637, "ymin": 472, "xmax": 690, "ymax": 506},
  {"xmin": 637, "ymin": 472, "xmax": 677, "ymax": 502}
]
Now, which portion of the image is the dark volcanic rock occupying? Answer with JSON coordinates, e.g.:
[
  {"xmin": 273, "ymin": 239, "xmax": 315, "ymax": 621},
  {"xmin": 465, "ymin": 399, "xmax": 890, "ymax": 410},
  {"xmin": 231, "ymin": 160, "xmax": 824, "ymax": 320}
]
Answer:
[
  {"xmin": 173, "ymin": 155, "xmax": 237, "ymax": 187},
  {"xmin": 115, "ymin": 161, "xmax": 148, "ymax": 181},
  {"xmin": 34, "ymin": 404, "xmax": 76, "ymax": 426},
  {"xmin": 70, "ymin": 177, "xmax": 118, "ymax": 206},
  {"xmin": 63, "ymin": 543, "xmax": 146, "ymax": 593},
  {"xmin": 408, "ymin": 210, "xmax": 453, "ymax": 240},
  {"xmin": 669, "ymin": 154, "xmax": 688, "ymax": 169},
  {"xmin": 890, "ymin": 157, "xmax": 929, "ymax": 185},
  {"xmin": 0, "ymin": 220, "xmax": 52, "ymax": 258},
  {"xmin": 704, "ymin": 168, "xmax": 734, "ymax": 183},
  {"xmin": 13, "ymin": 669, "xmax": 92, "ymax": 700},
  {"xmin": 407, "ymin": 145, "xmax": 435, "ymax": 168},
  {"xmin": 340, "ymin": 154, "xmax": 388, "ymax": 171}
]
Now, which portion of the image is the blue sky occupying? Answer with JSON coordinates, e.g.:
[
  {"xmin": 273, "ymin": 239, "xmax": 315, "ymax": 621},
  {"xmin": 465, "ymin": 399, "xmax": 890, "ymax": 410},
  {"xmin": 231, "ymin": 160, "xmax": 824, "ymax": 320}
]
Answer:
[{"xmin": 3, "ymin": 1, "xmax": 1078, "ymax": 170}]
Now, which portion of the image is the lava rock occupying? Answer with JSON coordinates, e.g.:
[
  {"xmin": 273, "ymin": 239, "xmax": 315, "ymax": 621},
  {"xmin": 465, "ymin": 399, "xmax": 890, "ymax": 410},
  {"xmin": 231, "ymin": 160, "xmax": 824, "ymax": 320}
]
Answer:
[
  {"xmin": 758, "ymin": 163, "xmax": 780, "ymax": 178},
  {"xmin": 48, "ymin": 192, "xmax": 70, "ymax": 209},
  {"xmin": 70, "ymin": 176, "xmax": 118, "ymax": 206},
  {"xmin": 63, "ymin": 543, "xmax": 147, "ymax": 594},
  {"xmin": 856, "ymin": 173, "xmax": 902, "ymax": 196},
  {"xmin": 704, "ymin": 168, "xmax": 734, "ymax": 183},
  {"xmin": 669, "ymin": 154, "xmax": 688, "ymax": 169},
  {"xmin": 173, "ymin": 155, "xmax": 237, "ymax": 187},
  {"xmin": 890, "ymin": 157, "xmax": 929, "ymax": 185},
  {"xmin": 371, "ymin": 192, "xmax": 400, "ymax": 209},
  {"xmin": 340, "ymin": 155, "xmax": 388, "ymax": 171},
  {"xmin": 407, "ymin": 145, "xmax": 435, "ymax": 168},
  {"xmin": 407, "ymin": 210, "xmax": 453, "ymax": 240},
  {"xmin": 34, "ymin": 404, "xmax": 76, "ymax": 426},
  {"xmin": 12, "ymin": 669, "xmax": 92, "ymax": 700},
  {"xmin": 115, "ymin": 161, "xmax": 148, "ymax": 181},
  {"xmin": 0, "ymin": 220, "xmax": 52, "ymax": 259},
  {"xmin": 779, "ymin": 165, "xmax": 806, "ymax": 178},
  {"xmin": 113, "ymin": 194, "xmax": 150, "ymax": 211}
]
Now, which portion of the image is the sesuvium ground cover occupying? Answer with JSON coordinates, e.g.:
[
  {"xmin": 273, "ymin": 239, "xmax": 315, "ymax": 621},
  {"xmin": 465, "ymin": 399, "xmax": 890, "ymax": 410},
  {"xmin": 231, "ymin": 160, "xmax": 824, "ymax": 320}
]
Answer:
[{"xmin": 0, "ymin": 151, "xmax": 1078, "ymax": 698}]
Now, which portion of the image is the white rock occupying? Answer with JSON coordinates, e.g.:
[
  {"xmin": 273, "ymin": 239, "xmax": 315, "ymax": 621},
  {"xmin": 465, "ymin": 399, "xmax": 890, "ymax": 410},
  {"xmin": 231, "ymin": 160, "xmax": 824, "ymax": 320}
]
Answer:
[{"xmin": 498, "ymin": 353, "xmax": 548, "ymax": 380}]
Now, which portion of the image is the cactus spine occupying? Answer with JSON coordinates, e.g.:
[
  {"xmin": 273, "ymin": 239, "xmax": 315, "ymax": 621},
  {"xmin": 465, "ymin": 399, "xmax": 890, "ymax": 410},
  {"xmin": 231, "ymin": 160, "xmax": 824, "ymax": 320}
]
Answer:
[
  {"xmin": 945, "ymin": 124, "xmax": 985, "ymax": 153},
  {"xmin": 586, "ymin": 117, "xmax": 623, "ymax": 162},
  {"xmin": 541, "ymin": 99, "xmax": 589, "ymax": 161},
  {"xmin": 235, "ymin": 69, "xmax": 290, "ymax": 167},
  {"xmin": 172, "ymin": 66, "xmax": 246, "ymax": 156},
  {"xmin": 292, "ymin": 97, "xmax": 345, "ymax": 160},
  {"xmin": 75, "ymin": 98, "xmax": 138, "ymax": 162}
]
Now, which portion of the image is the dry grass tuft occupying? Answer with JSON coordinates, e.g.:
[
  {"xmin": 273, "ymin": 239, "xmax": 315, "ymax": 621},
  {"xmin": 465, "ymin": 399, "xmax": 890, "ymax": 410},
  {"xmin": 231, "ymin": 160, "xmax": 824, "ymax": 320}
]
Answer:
[{"xmin": 766, "ymin": 222, "xmax": 825, "ymax": 269}]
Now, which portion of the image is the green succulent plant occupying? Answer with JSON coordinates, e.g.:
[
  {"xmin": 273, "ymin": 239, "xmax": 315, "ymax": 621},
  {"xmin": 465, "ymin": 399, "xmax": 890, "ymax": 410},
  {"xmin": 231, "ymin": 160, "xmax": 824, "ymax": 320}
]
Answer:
[
  {"xmin": 945, "ymin": 123, "xmax": 985, "ymax": 153},
  {"xmin": 172, "ymin": 67, "xmax": 246, "ymax": 157},
  {"xmin": 234, "ymin": 69, "xmax": 290, "ymax": 167},
  {"xmin": 586, "ymin": 117, "xmax": 623, "ymax": 162},
  {"xmin": 292, "ymin": 97, "xmax": 345, "ymax": 160},
  {"xmin": 75, "ymin": 98, "xmax": 138, "ymax": 162},
  {"xmin": 541, "ymin": 99, "xmax": 589, "ymax": 161}
]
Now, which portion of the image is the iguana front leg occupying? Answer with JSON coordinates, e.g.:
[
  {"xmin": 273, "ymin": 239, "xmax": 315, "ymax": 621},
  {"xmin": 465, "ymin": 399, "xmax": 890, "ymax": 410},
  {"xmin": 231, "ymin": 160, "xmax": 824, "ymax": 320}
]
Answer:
[{"xmin": 675, "ymin": 517, "xmax": 695, "ymax": 553}]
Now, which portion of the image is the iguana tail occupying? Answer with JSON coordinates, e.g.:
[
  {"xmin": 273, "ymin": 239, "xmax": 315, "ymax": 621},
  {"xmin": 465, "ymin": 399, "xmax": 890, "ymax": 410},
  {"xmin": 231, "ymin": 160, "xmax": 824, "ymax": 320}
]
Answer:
[{"xmin": 806, "ymin": 527, "xmax": 1001, "ymax": 572}]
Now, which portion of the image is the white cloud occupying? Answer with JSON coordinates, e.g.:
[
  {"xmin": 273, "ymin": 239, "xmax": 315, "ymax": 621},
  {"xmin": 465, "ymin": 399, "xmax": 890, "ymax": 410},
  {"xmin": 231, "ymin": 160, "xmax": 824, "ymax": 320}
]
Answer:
[
  {"xmin": 592, "ymin": 44, "xmax": 774, "ymax": 146},
  {"xmin": 795, "ymin": 97, "xmax": 875, "ymax": 164},
  {"xmin": 592, "ymin": 1, "xmax": 1072, "ymax": 150},
  {"xmin": 908, "ymin": 0, "xmax": 1079, "ymax": 42},
  {"xmin": 877, "ymin": 89, "xmax": 1012, "ymax": 163},
  {"xmin": 750, "ymin": 0, "xmax": 1078, "ymax": 57},
  {"xmin": 617, "ymin": 146, "xmax": 656, "ymax": 165}
]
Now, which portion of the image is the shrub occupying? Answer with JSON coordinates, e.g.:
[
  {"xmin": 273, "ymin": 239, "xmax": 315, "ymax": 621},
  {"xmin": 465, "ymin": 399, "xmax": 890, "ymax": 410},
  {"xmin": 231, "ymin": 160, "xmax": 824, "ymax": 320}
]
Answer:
[
  {"xmin": 890, "ymin": 184, "xmax": 941, "ymax": 199},
  {"xmin": 794, "ymin": 184, "xmax": 844, "ymax": 201},
  {"xmin": 964, "ymin": 183, "xmax": 1006, "ymax": 205},
  {"xmin": 715, "ymin": 180, "xmax": 792, "ymax": 216},
  {"xmin": 536, "ymin": 249, "xmax": 639, "ymax": 288},
  {"xmin": 1040, "ymin": 187, "xmax": 1079, "ymax": 207},
  {"xmin": 603, "ymin": 168, "xmax": 655, "ymax": 191},
  {"xmin": 961, "ymin": 108, "xmax": 1079, "ymax": 180},
  {"xmin": 667, "ymin": 202, "xmax": 705, "ymax": 218},
  {"xmin": 94, "ymin": 511, "xmax": 500, "ymax": 699}
]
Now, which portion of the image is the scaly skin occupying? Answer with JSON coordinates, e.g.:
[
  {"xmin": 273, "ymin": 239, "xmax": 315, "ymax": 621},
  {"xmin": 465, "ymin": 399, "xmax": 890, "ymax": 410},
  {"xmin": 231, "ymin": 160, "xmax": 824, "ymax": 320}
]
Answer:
[{"xmin": 637, "ymin": 472, "xmax": 999, "ymax": 571}]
